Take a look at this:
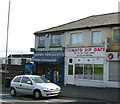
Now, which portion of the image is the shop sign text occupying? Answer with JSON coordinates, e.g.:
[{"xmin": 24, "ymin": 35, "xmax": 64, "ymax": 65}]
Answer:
[{"xmin": 65, "ymin": 47, "xmax": 105, "ymax": 57}]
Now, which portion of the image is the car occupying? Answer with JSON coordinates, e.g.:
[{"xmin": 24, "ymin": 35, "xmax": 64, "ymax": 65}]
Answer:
[{"xmin": 10, "ymin": 75, "xmax": 61, "ymax": 99}]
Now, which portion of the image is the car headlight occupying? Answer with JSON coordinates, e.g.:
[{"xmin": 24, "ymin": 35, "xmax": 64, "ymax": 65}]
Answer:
[{"xmin": 43, "ymin": 87, "xmax": 50, "ymax": 92}]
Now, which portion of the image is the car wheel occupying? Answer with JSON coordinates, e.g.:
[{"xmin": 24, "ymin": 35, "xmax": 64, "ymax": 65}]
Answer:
[
  {"xmin": 10, "ymin": 88, "xmax": 16, "ymax": 96},
  {"xmin": 34, "ymin": 90, "xmax": 42, "ymax": 100}
]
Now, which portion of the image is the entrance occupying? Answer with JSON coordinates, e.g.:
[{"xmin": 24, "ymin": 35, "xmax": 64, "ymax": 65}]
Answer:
[{"xmin": 38, "ymin": 63, "xmax": 63, "ymax": 85}]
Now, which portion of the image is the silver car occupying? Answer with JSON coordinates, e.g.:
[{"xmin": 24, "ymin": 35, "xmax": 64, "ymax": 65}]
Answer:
[{"xmin": 10, "ymin": 75, "xmax": 61, "ymax": 99}]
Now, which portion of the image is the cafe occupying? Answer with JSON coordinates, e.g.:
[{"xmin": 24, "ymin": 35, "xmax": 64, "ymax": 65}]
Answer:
[{"xmin": 65, "ymin": 47, "xmax": 106, "ymax": 87}]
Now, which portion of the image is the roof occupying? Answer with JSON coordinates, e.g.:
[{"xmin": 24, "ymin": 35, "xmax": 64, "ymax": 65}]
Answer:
[{"xmin": 35, "ymin": 12, "xmax": 120, "ymax": 34}]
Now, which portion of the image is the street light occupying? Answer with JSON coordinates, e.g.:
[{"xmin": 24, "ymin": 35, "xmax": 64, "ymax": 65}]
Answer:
[{"xmin": 4, "ymin": 0, "xmax": 11, "ymax": 84}]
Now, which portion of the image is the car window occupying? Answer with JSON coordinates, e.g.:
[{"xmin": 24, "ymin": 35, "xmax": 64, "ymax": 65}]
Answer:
[
  {"xmin": 13, "ymin": 77, "xmax": 21, "ymax": 83},
  {"xmin": 30, "ymin": 76, "xmax": 49, "ymax": 83},
  {"xmin": 21, "ymin": 77, "xmax": 31, "ymax": 84}
]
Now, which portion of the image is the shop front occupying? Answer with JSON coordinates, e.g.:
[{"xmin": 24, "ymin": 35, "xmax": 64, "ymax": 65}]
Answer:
[
  {"xmin": 32, "ymin": 52, "xmax": 65, "ymax": 85},
  {"xmin": 65, "ymin": 47, "xmax": 106, "ymax": 87}
]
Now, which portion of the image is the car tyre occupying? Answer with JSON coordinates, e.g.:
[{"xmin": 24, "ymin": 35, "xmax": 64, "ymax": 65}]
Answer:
[
  {"xmin": 34, "ymin": 90, "xmax": 42, "ymax": 100},
  {"xmin": 10, "ymin": 88, "xmax": 16, "ymax": 96}
]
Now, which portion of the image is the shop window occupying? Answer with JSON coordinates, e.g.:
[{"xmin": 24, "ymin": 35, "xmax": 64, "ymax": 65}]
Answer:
[
  {"xmin": 92, "ymin": 31, "xmax": 101, "ymax": 44},
  {"xmin": 114, "ymin": 29, "xmax": 120, "ymax": 43},
  {"xmin": 38, "ymin": 36, "xmax": 44, "ymax": 47},
  {"xmin": 71, "ymin": 33, "xmax": 83, "ymax": 45},
  {"xmin": 51, "ymin": 35, "xmax": 61, "ymax": 46},
  {"xmin": 68, "ymin": 65, "xmax": 73, "ymax": 75},
  {"xmin": 84, "ymin": 64, "xmax": 93, "ymax": 79},
  {"xmin": 94, "ymin": 64, "xmax": 103, "ymax": 80},
  {"xmin": 74, "ymin": 64, "xmax": 83, "ymax": 78}
]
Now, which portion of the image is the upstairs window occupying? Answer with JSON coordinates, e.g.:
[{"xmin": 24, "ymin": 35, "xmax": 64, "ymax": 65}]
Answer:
[
  {"xmin": 51, "ymin": 35, "xmax": 61, "ymax": 46},
  {"xmin": 92, "ymin": 31, "xmax": 101, "ymax": 44},
  {"xmin": 38, "ymin": 36, "xmax": 44, "ymax": 47},
  {"xmin": 114, "ymin": 29, "xmax": 120, "ymax": 43},
  {"xmin": 71, "ymin": 33, "xmax": 83, "ymax": 45}
]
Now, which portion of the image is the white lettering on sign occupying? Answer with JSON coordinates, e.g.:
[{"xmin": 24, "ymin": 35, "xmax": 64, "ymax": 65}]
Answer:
[{"xmin": 65, "ymin": 47, "xmax": 106, "ymax": 57}]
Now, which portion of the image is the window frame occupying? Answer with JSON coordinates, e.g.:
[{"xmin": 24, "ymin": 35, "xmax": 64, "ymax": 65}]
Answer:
[
  {"xmin": 113, "ymin": 29, "xmax": 120, "ymax": 43},
  {"xmin": 51, "ymin": 35, "xmax": 61, "ymax": 46},
  {"xmin": 92, "ymin": 31, "xmax": 101, "ymax": 44},
  {"xmin": 38, "ymin": 36, "xmax": 45, "ymax": 48},
  {"xmin": 71, "ymin": 32, "xmax": 83, "ymax": 45}
]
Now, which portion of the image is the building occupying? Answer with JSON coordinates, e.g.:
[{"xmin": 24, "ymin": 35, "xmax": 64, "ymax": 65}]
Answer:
[
  {"xmin": 32, "ymin": 12, "xmax": 120, "ymax": 87},
  {"xmin": 2, "ymin": 54, "xmax": 33, "ymax": 81}
]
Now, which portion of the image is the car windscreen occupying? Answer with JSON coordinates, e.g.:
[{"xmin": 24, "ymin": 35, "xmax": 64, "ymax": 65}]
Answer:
[{"xmin": 30, "ymin": 76, "xmax": 49, "ymax": 83}]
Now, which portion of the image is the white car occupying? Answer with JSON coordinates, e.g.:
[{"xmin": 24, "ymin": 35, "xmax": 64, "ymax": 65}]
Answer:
[{"xmin": 10, "ymin": 75, "xmax": 61, "ymax": 99}]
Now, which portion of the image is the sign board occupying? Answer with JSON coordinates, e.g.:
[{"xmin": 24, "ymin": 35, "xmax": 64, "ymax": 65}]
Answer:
[
  {"xmin": 107, "ymin": 52, "xmax": 120, "ymax": 61},
  {"xmin": 65, "ymin": 47, "xmax": 106, "ymax": 57}
]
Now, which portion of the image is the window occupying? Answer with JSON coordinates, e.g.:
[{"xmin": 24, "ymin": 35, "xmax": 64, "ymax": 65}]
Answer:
[
  {"xmin": 74, "ymin": 64, "xmax": 103, "ymax": 80},
  {"xmin": 71, "ymin": 33, "xmax": 82, "ymax": 45},
  {"xmin": 92, "ymin": 31, "xmax": 101, "ymax": 44},
  {"xmin": 94, "ymin": 64, "xmax": 103, "ymax": 80},
  {"xmin": 51, "ymin": 35, "xmax": 61, "ymax": 46},
  {"xmin": 74, "ymin": 64, "xmax": 83, "ymax": 78},
  {"xmin": 68, "ymin": 65, "xmax": 73, "ymax": 75},
  {"xmin": 11, "ymin": 59, "xmax": 21, "ymax": 65},
  {"xmin": 84, "ymin": 64, "xmax": 93, "ymax": 79},
  {"xmin": 21, "ymin": 77, "xmax": 31, "ymax": 84},
  {"xmin": 38, "ymin": 36, "xmax": 44, "ymax": 47},
  {"xmin": 114, "ymin": 29, "xmax": 120, "ymax": 43},
  {"xmin": 13, "ymin": 77, "xmax": 21, "ymax": 83}
]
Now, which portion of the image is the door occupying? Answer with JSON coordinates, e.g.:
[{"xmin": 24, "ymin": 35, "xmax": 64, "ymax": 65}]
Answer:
[{"xmin": 20, "ymin": 77, "xmax": 34, "ymax": 95}]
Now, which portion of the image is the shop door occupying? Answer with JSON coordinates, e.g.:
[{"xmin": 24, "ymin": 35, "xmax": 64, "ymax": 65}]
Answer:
[
  {"xmin": 45, "ymin": 63, "xmax": 63, "ymax": 85},
  {"xmin": 45, "ymin": 64, "xmax": 52, "ymax": 82}
]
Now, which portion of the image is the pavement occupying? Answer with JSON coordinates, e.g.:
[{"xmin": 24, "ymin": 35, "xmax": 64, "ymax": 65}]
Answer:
[{"xmin": 1, "ymin": 84, "xmax": 120, "ymax": 103}]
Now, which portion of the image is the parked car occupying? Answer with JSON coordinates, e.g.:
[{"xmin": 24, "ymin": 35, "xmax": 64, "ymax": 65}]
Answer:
[{"xmin": 10, "ymin": 75, "xmax": 61, "ymax": 99}]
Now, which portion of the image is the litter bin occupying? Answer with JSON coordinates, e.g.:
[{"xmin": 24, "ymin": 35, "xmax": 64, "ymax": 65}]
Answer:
[{"xmin": 5, "ymin": 77, "xmax": 11, "ymax": 87}]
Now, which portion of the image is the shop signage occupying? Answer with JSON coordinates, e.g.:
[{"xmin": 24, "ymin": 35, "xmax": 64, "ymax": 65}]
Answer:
[
  {"xmin": 65, "ymin": 47, "xmax": 106, "ymax": 57},
  {"xmin": 107, "ymin": 52, "xmax": 120, "ymax": 60},
  {"xmin": 32, "ymin": 52, "xmax": 64, "ymax": 62},
  {"xmin": 34, "ymin": 52, "xmax": 64, "ymax": 57}
]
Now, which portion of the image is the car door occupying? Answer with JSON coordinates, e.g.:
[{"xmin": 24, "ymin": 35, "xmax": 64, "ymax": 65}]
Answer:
[
  {"xmin": 12, "ymin": 76, "xmax": 22, "ymax": 93},
  {"xmin": 20, "ymin": 77, "xmax": 34, "ymax": 95}
]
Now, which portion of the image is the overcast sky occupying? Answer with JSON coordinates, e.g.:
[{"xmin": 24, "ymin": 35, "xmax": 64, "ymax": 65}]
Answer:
[{"xmin": 0, "ymin": 0, "xmax": 119, "ymax": 57}]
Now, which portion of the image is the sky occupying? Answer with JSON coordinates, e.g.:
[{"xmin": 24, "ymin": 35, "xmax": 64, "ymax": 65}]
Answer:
[{"xmin": 0, "ymin": 0, "xmax": 119, "ymax": 57}]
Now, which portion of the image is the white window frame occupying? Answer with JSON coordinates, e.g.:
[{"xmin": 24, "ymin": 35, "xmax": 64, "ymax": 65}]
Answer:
[
  {"xmin": 51, "ymin": 35, "xmax": 61, "ymax": 46},
  {"xmin": 71, "ymin": 32, "xmax": 83, "ymax": 45},
  {"xmin": 92, "ymin": 31, "xmax": 101, "ymax": 44}
]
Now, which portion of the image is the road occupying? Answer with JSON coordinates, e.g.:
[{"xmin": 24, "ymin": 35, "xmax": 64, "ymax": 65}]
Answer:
[{"xmin": 0, "ymin": 90, "xmax": 108, "ymax": 104}]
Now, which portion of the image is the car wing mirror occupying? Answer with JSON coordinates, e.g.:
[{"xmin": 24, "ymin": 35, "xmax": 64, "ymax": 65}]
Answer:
[{"xmin": 27, "ymin": 81, "xmax": 32, "ymax": 85}]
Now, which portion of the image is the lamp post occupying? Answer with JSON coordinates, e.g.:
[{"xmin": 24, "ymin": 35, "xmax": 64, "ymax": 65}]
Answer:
[{"xmin": 4, "ymin": 0, "xmax": 11, "ymax": 84}]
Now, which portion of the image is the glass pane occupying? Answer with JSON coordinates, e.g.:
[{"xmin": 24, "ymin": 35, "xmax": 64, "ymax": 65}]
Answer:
[
  {"xmin": 77, "ymin": 33, "xmax": 82, "ymax": 44},
  {"xmin": 74, "ymin": 64, "xmax": 83, "ymax": 79},
  {"xmin": 71, "ymin": 34, "xmax": 77, "ymax": 44},
  {"xmin": 84, "ymin": 64, "xmax": 93, "ymax": 79},
  {"xmin": 68, "ymin": 65, "xmax": 73, "ymax": 75},
  {"xmin": 94, "ymin": 64, "xmax": 103, "ymax": 80}
]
